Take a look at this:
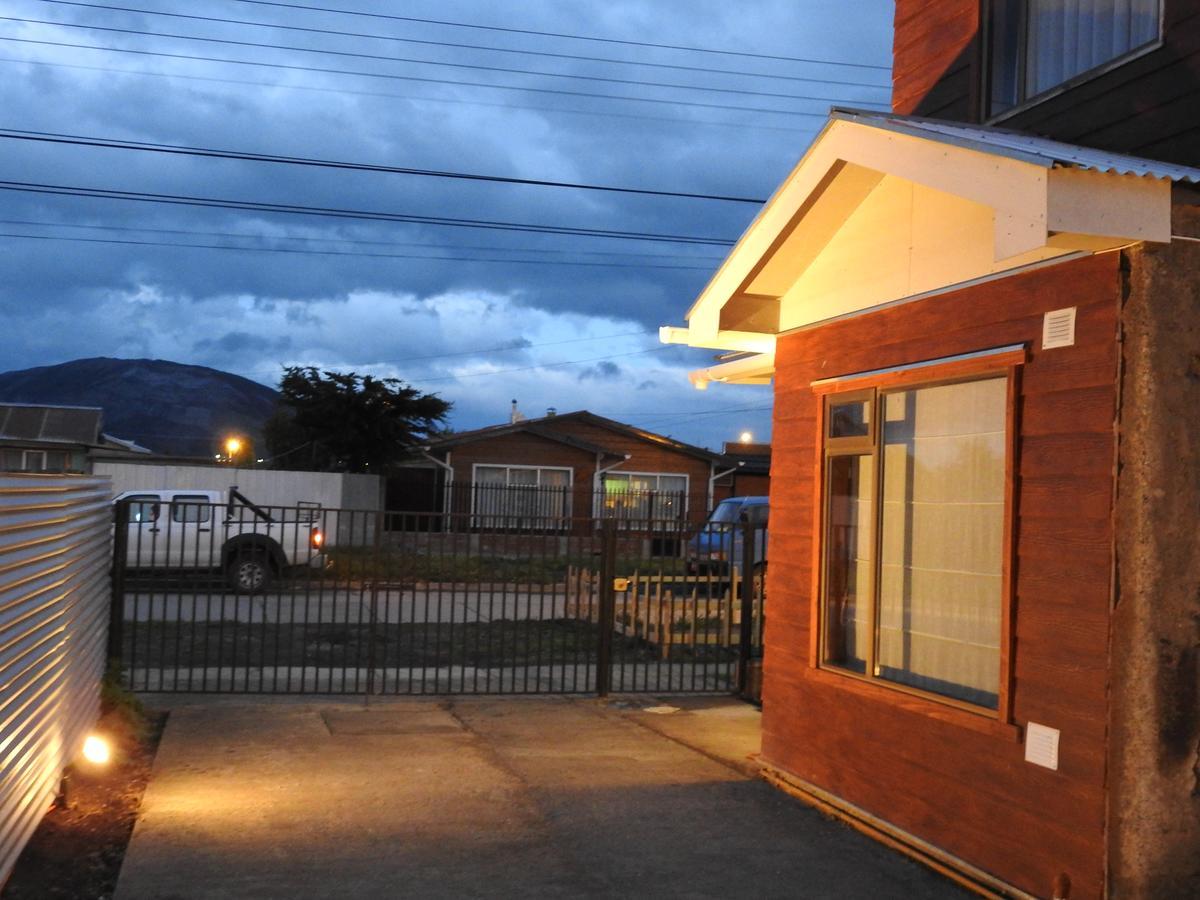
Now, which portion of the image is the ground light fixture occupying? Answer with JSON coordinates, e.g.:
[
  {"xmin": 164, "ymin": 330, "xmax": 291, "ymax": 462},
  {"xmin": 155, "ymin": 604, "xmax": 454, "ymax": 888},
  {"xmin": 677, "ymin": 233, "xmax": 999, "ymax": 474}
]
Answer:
[{"xmin": 81, "ymin": 734, "xmax": 111, "ymax": 767}]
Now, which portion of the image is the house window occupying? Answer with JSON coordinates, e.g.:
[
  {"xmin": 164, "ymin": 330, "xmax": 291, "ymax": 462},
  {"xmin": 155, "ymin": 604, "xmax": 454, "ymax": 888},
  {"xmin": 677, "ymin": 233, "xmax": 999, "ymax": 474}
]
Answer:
[
  {"xmin": 818, "ymin": 368, "xmax": 1013, "ymax": 712},
  {"xmin": 472, "ymin": 465, "xmax": 572, "ymax": 529},
  {"xmin": 988, "ymin": 0, "xmax": 1161, "ymax": 116},
  {"xmin": 600, "ymin": 472, "xmax": 689, "ymax": 527},
  {"xmin": 0, "ymin": 449, "xmax": 68, "ymax": 471}
]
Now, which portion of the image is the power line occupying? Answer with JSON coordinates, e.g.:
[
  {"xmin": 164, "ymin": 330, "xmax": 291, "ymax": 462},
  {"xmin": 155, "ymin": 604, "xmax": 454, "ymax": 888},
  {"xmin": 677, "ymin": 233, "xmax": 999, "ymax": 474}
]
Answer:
[
  {"xmin": 0, "ymin": 128, "xmax": 767, "ymax": 204},
  {"xmin": 386, "ymin": 331, "xmax": 656, "ymax": 364},
  {"xmin": 35, "ymin": 0, "xmax": 892, "ymax": 90},
  {"xmin": 229, "ymin": 0, "xmax": 892, "ymax": 71},
  {"xmin": 0, "ymin": 180, "xmax": 738, "ymax": 245},
  {"xmin": 0, "ymin": 56, "xmax": 823, "ymax": 134},
  {"xmin": 0, "ymin": 218, "xmax": 726, "ymax": 261},
  {"xmin": 0, "ymin": 230, "xmax": 719, "ymax": 269},
  {"xmin": 0, "ymin": 36, "xmax": 855, "ymax": 118},
  {"xmin": 1, "ymin": 15, "xmax": 891, "ymax": 108}
]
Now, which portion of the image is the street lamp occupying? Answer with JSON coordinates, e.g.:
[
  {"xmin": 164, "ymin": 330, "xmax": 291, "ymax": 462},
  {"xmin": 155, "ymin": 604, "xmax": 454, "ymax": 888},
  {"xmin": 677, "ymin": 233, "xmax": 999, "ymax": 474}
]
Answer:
[
  {"xmin": 739, "ymin": 431, "xmax": 753, "ymax": 444},
  {"xmin": 224, "ymin": 436, "xmax": 243, "ymax": 464}
]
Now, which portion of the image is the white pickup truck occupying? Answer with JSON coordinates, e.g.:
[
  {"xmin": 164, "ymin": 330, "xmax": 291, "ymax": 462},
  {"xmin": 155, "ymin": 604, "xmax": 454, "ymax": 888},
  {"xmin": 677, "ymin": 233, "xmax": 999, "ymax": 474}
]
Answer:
[{"xmin": 113, "ymin": 487, "xmax": 326, "ymax": 592}]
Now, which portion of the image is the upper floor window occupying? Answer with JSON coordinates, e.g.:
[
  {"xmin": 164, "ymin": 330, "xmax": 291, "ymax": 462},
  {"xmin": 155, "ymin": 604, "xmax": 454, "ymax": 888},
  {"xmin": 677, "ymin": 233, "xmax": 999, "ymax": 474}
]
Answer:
[{"xmin": 988, "ymin": 0, "xmax": 1161, "ymax": 116}]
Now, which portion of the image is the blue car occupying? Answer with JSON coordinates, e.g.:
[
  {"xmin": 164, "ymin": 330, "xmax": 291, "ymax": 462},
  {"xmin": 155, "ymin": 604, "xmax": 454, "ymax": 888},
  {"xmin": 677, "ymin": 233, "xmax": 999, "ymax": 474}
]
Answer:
[{"xmin": 687, "ymin": 496, "xmax": 768, "ymax": 575}]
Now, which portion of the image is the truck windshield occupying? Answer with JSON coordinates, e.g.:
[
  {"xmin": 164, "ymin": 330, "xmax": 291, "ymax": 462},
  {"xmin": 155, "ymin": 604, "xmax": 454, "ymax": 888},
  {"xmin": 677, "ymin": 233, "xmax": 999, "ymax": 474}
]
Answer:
[{"xmin": 708, "ymin": 501, "xmax": 741, "ymax": 524}]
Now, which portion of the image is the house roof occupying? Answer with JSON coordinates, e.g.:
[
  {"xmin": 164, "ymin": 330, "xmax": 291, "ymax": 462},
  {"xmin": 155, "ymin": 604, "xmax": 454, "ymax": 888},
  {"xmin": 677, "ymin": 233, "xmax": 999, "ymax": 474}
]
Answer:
[
  {"xmin": 428, "ymin": 410, "xmax": 727, "ymax": 465},
  {"xmin": 663, "ymin": 108, "xmax": 1197, "ymax": 387},
  {"xmin": 831, "ymin": 108, "xmax": 1200, "ymax": 184},
  {"xmin": 0, "ymin": 403, "xmax": 103, "ymax": 446}
]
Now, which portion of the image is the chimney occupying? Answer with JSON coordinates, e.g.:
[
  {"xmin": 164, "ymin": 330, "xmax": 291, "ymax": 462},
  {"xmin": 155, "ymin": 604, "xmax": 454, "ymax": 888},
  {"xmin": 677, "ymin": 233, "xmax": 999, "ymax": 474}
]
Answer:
[
  {"xmin": 546, "ymin": 407, "xmax": 557, "ymax": 417},
  {"xmin": 510, "ymin": 399, "xmax": 526, "ymax": 424}
]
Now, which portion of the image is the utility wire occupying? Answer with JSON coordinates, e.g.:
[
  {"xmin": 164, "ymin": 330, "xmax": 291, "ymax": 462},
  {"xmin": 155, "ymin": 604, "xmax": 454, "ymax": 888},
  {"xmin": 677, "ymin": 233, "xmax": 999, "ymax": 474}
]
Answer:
[
  {"xmin": 0, "ymin": 218, "xmax": 726, "ymax": 261},
  {"xmin": 35, "ymin": 0, "xmax": 892, "ymax": 90},
  {"xmin": 0, "ymin": 36, "xmax": 860, "ymax": 118},
  {"xmin": 0, "ymin": 15, "xmax": 891, "ymax": 108},
  {"xmin": 0, "ymin": 180, "xmax": 738, "ymax": 245},
  {"xmin": 0, "ymin": 56, "xmax": 823, "ymax": 133},
  {"xmin": 0, "ymin": 128, "xmax": 767, "ymax": 204},
  {"xmin": 229, "ymin": 0, "xmax": 892, "ymax": 71},
  {"xmin": 0, "ymin": 230, "xmax": 720, "ymax": 268},
  {"xmin": 386, "ymin": 331, "xmax": 656, "ymax": 364}
]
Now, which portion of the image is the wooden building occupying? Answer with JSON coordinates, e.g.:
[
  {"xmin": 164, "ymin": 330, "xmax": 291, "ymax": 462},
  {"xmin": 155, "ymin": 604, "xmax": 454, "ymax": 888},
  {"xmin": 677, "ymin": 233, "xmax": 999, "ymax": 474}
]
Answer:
[
  {"xmin": 390, "ymin": 410, "xmax": 730, "ymax": 532},
  {"xmin": 661, "ymin": 3, "xmax": 1200, "ymax": 897}
]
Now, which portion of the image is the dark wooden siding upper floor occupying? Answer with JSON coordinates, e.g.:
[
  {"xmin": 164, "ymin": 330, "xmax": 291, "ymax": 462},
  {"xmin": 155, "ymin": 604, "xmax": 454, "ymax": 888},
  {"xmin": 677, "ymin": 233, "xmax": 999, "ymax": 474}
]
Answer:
[
  {"xmin": 763, "ymin": 252, "xmax": 1120, "ymax": 898},
  {"xmin": 893, "ymin": 1, "xmax": 1200, "ymax": 167}
]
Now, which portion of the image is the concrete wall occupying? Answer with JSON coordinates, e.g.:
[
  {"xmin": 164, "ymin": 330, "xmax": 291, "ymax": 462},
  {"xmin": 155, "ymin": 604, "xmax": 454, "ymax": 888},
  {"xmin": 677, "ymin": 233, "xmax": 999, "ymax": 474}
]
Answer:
[
  {"xmin": 1110, "ymin": 223, "xmax": 1200, "ymax": 898},
  {"xmin": 0, "ymin": 474, "xmax": 112, "ymax": 884},
  {"xmin": 94, "ymin": 462, "xmax": 383, "ymax": 513}
]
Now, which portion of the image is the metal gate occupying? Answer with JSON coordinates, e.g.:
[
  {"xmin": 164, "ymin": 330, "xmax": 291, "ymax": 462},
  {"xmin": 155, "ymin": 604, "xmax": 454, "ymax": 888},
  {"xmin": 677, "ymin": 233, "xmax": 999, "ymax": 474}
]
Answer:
[{"xmin": 110, "ymin": 497, "xmax": 765, "ymax": 697}]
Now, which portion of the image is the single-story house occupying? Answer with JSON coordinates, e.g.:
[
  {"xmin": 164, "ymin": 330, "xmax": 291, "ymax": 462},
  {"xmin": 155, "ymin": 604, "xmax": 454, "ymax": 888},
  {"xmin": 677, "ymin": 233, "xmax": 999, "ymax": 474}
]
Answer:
[
  {"xmin": 389, "ymin": 409, "xmax": 732, "ymax": 533},
  {"xmin": 712, "ymin": 440, "xmax": 770, "ymax": 504},
  {"xmin": 0, "ymin": 403, "xmax": 150, "ymax": 473},
  {"xmin": 660, "ymin": 68, "xmax": 1200, "ymax": 900}
]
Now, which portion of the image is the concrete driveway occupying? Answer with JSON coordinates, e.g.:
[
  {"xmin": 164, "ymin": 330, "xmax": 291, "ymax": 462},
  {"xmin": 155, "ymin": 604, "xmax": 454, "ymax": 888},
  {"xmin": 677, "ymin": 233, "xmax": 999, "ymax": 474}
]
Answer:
[{"xmin": 116, "ymin": 695, "xmax": 966, "ymax": 899}]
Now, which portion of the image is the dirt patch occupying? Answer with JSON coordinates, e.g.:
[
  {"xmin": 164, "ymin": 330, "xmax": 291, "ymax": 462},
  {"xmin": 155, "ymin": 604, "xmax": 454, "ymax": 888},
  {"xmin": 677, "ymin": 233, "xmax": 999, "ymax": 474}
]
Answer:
[{"xmin": 1, "ymin": 706, "xmax": 166, "ymax": 900}]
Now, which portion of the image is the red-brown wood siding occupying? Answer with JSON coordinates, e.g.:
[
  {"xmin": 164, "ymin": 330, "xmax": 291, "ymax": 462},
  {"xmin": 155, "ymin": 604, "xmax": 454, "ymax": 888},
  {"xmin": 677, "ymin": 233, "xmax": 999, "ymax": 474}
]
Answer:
[
  {"xmin": 892, "ymin": 1, "xmax": 1200, "ymax": 166},
  {"xmin": 538, "ymin": 419, "xmax": 715, "ymax": 524},
  {"xmin": 763, "ymin": 253, "xmax": 1119, "ymax": 898},
  {"xmin": 892, "ymin": 0, "xmax": 980, "ymax": 120}
]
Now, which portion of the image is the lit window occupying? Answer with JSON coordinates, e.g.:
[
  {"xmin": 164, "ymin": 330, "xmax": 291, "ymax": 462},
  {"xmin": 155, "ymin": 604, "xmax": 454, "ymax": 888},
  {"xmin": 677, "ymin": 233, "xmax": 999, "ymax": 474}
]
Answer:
[
  {"xmin": 988, "ymin": 0, "xmax": 1161, "ymax": 115},
  {"xmin": 819, "ymin": 374, "xmax": 1011, "ymax": 710},
  {"xmin": 601, "ymin": 472, "xmax": 689, "ymax": 528}
]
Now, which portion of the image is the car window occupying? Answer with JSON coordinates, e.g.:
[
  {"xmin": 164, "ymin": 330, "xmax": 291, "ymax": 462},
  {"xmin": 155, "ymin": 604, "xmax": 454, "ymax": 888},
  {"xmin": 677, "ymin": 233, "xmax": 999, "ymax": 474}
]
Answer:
[
  {"xmin": 171, "ymin": 495, "xmax": 213, "ymax": 524},
  {"xmin": 708, "ymin": 501, "xmax": 742, "ymax": 524},
  {"xmin": 747, "ymin": 504, "xmax": 769, "ymax": 526},
  {"xmin": 125, "ymin": 494, "xmax": 160, "ymax": 524}
]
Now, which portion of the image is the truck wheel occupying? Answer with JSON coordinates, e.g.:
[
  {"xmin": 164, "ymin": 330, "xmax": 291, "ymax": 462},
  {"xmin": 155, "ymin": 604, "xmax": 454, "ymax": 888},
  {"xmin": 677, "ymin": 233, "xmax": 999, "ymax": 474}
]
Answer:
[{"xmin": 227, "ymin": 551, "xmax": 272, "ymax": 593}]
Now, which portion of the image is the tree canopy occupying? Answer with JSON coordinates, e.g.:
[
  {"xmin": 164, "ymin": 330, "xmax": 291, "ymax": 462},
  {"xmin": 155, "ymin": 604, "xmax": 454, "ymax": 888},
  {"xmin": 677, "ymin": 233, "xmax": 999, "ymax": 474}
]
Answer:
[{"xmin": 264, "ymin": 367, "xmax": 450, "ymax": 472}]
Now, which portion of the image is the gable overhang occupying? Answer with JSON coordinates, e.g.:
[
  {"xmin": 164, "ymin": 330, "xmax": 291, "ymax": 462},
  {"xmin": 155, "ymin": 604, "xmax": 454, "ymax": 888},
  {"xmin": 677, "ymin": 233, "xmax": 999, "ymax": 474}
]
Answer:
[{"xmin": 662, "ymin": 110, "xmax": 1182, "ymax": 387}]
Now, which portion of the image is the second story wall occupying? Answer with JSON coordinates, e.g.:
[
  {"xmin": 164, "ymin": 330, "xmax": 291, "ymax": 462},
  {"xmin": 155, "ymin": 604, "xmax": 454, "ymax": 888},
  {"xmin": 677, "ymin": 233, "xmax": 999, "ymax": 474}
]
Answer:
[{"xmin": 892, "ymin": 1, "xmax": 1200, "ymax": 166}]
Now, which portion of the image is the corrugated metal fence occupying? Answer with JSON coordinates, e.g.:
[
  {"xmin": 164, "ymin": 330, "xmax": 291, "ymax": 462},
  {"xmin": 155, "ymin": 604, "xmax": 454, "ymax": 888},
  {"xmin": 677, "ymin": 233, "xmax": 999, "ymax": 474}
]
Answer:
[{"xmin": 0, "ymin": 474, "xmax": 112, "ymax": 884}]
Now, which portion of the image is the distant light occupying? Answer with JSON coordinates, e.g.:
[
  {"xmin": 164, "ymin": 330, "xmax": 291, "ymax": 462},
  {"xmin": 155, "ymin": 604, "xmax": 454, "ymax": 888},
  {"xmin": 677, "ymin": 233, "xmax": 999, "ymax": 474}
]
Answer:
[
  {"xmin": 739, "ymin": 431, "xmax": 753, "ymax": 444},
  {"xmin": 224, "ymin": 437, "xmax": 243, "ymax": 457},
  {"xmin": 82, "ymin": 734, "xmax": 111, "ymax": 766},
  {"xmin": 255, "ymin": 458, "xmax": 264, "ymax": 464}
]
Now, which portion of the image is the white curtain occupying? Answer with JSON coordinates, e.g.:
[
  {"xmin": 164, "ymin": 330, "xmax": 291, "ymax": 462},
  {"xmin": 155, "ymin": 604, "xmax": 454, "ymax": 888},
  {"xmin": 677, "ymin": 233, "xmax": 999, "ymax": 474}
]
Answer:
[
  {"xmin": 876, "ymin": 378, "xmax": 1007, "ymax": 708},
  {"xmin": 1027, "ymin": 0, "xmax": 1160, "ymax": 96}
]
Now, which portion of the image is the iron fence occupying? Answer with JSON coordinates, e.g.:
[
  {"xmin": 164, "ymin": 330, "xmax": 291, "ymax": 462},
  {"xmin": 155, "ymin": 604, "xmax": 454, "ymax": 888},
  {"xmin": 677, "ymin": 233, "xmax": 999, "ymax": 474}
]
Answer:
[{"xmin": 111, "ymin": 498, "xmax": 765, "ymax": 698}]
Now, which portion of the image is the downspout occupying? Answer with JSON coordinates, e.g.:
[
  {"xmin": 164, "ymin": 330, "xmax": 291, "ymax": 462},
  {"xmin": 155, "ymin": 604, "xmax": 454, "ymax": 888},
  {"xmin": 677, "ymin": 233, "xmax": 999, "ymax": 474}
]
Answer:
[
  {"xmin": 421, "ymin": 447, "xmax": 454, "ymax": 525},
  {"xmin": 594, "ymin": 453, "xmax": 631, "ymax": 518},
  {"xmin": 708, "ymin": 462, "xmax": 744, "ymax": 512}
]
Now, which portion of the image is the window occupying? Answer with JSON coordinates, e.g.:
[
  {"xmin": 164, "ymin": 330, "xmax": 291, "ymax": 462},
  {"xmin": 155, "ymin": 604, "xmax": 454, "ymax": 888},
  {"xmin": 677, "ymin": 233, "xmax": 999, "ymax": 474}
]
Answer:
[
  {"xmin": 817, "ymin": 363, "xmax": 1015, "ymax": 713},
  {"xmin": 988, "ymin": 0, "xmax": 1161, "ymax": 116},
  {"xmin": 601, "ymin": 472, "xmax": 689, "ymax": 528},
  {"xmin": 125, "ymin": 494, "xmax": 161, "ymax": 524},
  {"xmin": 472, "ymin": 465, "xmax": 571, "ymax": 528},
  {"xmin": 171, "ymin": 495, "xmax": 213, "ymax": 524}
]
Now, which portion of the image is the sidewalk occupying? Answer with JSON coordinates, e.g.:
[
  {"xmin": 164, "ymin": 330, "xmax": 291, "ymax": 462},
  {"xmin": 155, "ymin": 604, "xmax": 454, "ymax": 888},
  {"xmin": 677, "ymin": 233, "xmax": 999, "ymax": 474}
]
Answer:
[{"xmin": 116, "ymin": 694, "xmax": 966, "ymax": 899}]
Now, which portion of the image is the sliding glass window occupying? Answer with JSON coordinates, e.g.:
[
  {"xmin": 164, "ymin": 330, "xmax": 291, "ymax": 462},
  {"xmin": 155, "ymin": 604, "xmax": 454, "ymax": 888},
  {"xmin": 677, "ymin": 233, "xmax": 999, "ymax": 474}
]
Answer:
[{"xmin": 819, "ymin": 375, "xmax": 1010, "ymax": 711}]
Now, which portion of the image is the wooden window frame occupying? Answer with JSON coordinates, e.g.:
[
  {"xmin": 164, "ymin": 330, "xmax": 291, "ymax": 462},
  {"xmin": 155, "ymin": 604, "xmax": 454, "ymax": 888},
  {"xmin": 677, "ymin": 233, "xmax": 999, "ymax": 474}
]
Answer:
[
  {"xmin": 808, "ymin": 347, "xmax": 1024, "ymax": 735},
  {"xmin": 981, "ymin": 0, "xmax": 1165, "ymax": 122}
]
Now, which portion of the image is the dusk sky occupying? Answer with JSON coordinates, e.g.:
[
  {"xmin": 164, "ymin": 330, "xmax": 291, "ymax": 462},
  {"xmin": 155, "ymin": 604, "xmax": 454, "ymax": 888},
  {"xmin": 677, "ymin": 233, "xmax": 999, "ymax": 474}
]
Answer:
[{"xmin": 0, "ymin": 0, "xmax": 894, "ymax": 449}]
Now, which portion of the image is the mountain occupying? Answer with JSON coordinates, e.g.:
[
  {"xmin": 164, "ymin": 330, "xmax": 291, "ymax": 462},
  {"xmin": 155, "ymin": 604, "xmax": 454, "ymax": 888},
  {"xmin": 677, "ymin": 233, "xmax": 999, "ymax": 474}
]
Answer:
[{"xmin": 0, "ymin": 358, "xmax": 279, "ymax": 457}]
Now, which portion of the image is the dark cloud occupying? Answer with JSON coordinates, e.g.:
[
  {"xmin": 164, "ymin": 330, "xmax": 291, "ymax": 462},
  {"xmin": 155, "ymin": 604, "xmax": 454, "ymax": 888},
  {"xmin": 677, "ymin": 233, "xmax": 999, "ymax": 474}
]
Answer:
[{"xmin": 0, "ymin": 1, "xmax": 893, "ymax": 446}]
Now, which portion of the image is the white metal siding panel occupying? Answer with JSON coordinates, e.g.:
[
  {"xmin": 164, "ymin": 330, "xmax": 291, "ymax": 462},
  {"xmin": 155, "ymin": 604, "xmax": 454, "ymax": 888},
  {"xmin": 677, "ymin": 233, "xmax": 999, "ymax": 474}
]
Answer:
[{"xmin": 0, "ymin": 473, "xmax": 112, "ymax": 884}]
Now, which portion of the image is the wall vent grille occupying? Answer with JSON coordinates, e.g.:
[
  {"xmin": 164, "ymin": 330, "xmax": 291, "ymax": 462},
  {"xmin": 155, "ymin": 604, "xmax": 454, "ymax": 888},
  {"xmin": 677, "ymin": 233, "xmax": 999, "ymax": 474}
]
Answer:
[{"xmin": 1042, "ymin": 307, "xmax": 1076, "ymax": 349}]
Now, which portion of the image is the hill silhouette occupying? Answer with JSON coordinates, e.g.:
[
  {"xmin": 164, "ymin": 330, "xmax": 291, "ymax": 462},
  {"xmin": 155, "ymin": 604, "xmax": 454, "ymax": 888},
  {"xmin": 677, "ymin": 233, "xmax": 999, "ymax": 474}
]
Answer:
[{"xmin": 0, "ymin": 358, "xmax": 278, "ymax": 456}]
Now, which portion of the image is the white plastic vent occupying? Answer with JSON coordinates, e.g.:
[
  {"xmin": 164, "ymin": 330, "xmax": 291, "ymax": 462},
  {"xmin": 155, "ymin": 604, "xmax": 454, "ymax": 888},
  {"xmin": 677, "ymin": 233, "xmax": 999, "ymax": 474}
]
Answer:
[
  {"xmin": 1024, "ymin": 722, "xmax": 1061, "ymax": 771},
  {"xmin": 1042, "ymin": 307, "xmax": 1077, "ymax": 349}
]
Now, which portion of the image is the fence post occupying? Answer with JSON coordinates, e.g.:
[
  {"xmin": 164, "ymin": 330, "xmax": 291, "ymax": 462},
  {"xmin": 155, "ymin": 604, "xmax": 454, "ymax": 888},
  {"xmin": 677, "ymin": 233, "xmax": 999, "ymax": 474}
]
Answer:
[
  {"xmin": 365, "ymin": 508, "xmax": 384, "ymax": 700},
  {"xmin": 108, "ymin": 499, "xmax": 129, "ymax": 666},
  {"xmin": 596, "ymin": 518, "xmax": 617, "ymax": 697},
  {"xmin": 736, "ymin": 519, "xmax": 757, "ymax": 696}
]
